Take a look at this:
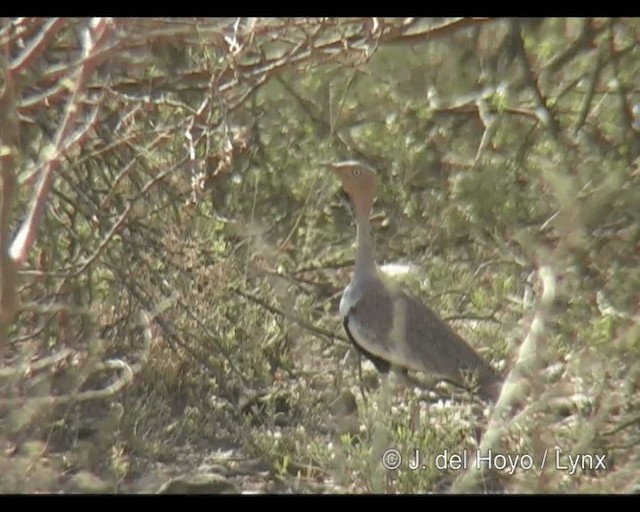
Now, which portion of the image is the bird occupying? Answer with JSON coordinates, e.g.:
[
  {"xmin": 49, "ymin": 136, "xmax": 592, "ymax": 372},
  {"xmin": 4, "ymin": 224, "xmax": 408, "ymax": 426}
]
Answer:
[{"xmin": 327, "ymin": 160, "xmax": 501, "ymax": 402}]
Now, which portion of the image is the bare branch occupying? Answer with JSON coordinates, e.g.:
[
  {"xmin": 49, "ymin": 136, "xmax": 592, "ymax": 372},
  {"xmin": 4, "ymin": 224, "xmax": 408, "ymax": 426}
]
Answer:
[
  {"xmin": 9, "ymin": 19, "xmax": 114, "ymax": 266},
  {"xmin": 0, "ymin": 30, "xmax": 20, "ymax": 356},
  {"xmin": 6, "ymin": 18, "xmax": 65, "ymax": 76},
  {"xmin": 0, "ymin": 358, "xmax": 133, "ymax": 407}
]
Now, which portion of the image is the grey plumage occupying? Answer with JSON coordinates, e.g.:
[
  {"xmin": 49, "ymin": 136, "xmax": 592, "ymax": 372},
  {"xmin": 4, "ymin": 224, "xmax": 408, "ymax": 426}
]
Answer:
[{"xmin": 328, "ymin": 160, "xmax": 501, "ymax": 402}]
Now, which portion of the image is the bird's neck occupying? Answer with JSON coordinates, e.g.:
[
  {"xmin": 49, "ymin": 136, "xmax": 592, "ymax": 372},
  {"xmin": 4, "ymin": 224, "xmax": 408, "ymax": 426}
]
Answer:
[{"xmin": 354, "ymin": 205, "xmax": 377, "ymax": 279}]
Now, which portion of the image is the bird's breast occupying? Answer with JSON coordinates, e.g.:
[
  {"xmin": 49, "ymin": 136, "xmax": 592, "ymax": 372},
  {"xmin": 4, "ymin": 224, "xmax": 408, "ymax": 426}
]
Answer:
[{"xmin": 339, "ymin": 282, "xmax": 359, "ymax": 318}]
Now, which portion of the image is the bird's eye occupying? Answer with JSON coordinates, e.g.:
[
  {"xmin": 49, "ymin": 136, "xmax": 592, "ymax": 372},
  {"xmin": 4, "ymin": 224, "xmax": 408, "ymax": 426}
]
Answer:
[{"xmin": 351, "ymin": 169, "xmax": 361, "ymax": 177}]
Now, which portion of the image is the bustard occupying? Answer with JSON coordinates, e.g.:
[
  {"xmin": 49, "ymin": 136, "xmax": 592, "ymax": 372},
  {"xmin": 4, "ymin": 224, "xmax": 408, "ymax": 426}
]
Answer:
[{"xmin": 328, "ymin": 160, "xmax": 501, "ymax": 402}]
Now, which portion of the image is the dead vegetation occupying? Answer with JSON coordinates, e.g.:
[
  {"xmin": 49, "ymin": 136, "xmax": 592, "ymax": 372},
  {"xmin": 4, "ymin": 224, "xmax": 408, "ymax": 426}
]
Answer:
[{"xmin": 0, "ymin": 17, "xmax": 639, "ymax": 493}]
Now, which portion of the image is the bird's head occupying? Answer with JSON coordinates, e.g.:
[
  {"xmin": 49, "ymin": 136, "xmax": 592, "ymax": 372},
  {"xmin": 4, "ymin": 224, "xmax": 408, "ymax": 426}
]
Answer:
[{"xmin": 325, "ymin": 160, "xmax": 378, "ymax": 218}]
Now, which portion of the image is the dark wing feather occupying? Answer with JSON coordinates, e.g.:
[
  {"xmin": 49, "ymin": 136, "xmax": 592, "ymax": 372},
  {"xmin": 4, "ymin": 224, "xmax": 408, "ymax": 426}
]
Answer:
[
  {"xmin": 345, "ymin": 277, "xmax": 500, "ymax": 399},
  {"xmin": 400, "ymin": 291, "xmax": 500, "ymax": 396},
  {"xmin": 343, "ymin": 316, "xmax": 391, "ymax": 373},
  {"xmin": 400, "ymin": 291, "xmax": 487, "ymax": 375},
  {"xmin": 342, "ymin": 281, "xmax": 409, "ymax": 368}
]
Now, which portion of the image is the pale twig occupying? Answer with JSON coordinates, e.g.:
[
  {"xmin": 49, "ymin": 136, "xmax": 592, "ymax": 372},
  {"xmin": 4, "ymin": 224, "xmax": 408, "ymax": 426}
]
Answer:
[
  {"xmin": 7, "ymin": 18, "xmax": 65, "ymax": 76},
  {"xmin": 452, "ymin": 265, "xmax": 556, "ymax": 492},
  {"xmin": 0, "ymin": 33, "xmax": 20, "ymax": 356},
  {"xmin": 0, "ymin": 348, "xmax": 73, "ymax": 378},
  {"xmin": 9, "ymin": 19, "xmax": 114, "ymax": 267},
  {"xmin": 0, "ymin": 306, "xmax": 155, "ymax": 407},
  {"xmin": 0, "ymin": 358, "xmax": 134, "ymax": 407}
]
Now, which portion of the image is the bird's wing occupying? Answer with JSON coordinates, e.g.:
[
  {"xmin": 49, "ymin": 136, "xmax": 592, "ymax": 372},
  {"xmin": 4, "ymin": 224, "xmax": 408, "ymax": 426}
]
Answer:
[
  {"xmin": 343, "ymin": 316, "xmax": 391, "ymax": 373},
  {"xmin": 346, "ymin": 278, "xmax": 499, "ymax": 394},
  {"xmin": 343, "ymin": 279, "xmax": 408, "ymax": 369},
  {"xmin": 399, "ymin": 290, "xmax": 497, "ymax": 386}
]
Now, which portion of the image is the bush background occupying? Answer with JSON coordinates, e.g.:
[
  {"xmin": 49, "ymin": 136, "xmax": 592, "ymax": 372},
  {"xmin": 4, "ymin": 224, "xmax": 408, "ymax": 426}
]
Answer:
[{"xmin": 1, "ymin": 17, "xmax": 639, "ymax": 493}]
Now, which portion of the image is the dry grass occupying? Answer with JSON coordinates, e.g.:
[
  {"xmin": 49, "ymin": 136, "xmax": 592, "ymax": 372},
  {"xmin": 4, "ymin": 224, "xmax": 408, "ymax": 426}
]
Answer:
[{"xmin": 1, "ymin": 17, "xmax": 639, "ymax": 493}]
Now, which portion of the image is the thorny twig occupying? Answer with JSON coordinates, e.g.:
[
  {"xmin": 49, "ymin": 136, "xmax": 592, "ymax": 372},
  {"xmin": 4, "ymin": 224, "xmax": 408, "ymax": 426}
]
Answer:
[
  {"xmin": 509, "ymin": 20, "xmax": 562, "ymax": 141},
  {"xmin": 9, "ymin": 18, "xmax": 115, "ymax": 267},
  {"xmin": 232, "ymin": 287, "xmax": 349, "ymax": 346}
]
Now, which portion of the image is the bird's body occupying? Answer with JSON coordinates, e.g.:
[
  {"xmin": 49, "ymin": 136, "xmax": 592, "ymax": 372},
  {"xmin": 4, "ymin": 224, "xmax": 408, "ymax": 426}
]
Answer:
[{"xmin": 328, "ymin": 160, "xmax": 501, "ymax": 401}]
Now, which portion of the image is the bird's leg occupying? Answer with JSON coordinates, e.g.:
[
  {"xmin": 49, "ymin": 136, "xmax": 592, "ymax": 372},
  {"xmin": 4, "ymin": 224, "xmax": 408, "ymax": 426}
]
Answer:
[
  {"xmin": 376, "ymin": 373, "xmax": 393, "ymax": 436},
  {"xmin": 356, "ymin": 355, "xmax": 369, "ymax": 407}
]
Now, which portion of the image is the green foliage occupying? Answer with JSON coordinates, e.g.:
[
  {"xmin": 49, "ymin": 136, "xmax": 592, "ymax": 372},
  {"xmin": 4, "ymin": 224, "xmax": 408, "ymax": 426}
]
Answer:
[{"xmin": 3, "ymin": 17, "xmax": 640, "ymax": 494}]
